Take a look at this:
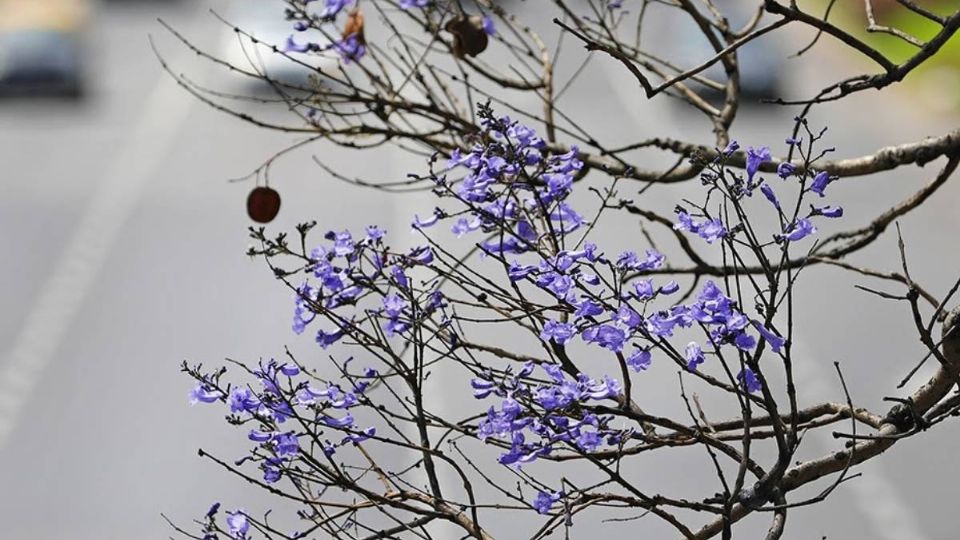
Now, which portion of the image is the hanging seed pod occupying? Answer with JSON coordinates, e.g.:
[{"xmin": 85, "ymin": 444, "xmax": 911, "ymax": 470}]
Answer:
[
  {"xmin": 445, "ymin": 15, "xmax": 488, "ymax": 58},
  {"xmin": 247, "ymin": 186, "xmax": 281, "ymax": 223},
  {"xmin": 343, "ymin": 8, "xmax": 365, "ymax": 44}
]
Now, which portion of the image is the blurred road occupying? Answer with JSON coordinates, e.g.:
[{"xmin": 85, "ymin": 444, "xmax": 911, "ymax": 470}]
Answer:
[{"xmin": 0, "ymin": 2, "xmax": 958, "ymax": 539}]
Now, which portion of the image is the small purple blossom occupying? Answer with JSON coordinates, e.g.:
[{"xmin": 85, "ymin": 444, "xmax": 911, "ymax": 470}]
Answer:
[
  {"xmin": 739, "ymin": 367, "xmax": 762, "ymax": 393},
  {"xmin": 660, "ymin": 280, "xmax": 680, "ymax": 295},
  {"xmin": 189, "ymin": 382, "xmax": 222, "ymax": 405},
  {"xmin": 777, "ymin": 162, "xmax": 796, "ymax": 179},
  {"xmin": 779, "ymin": 218, "xmax": 817, "ymax": 242},
  {"xmin": 626, "ymin": 348, "xmax": 652, "ymax": 371},
  {"xmin": 335, "ymin": 34, "xmax": 366, "ymax": 63},
  {"xmin": 760, "ymin": 183, "xmax": 781, "ymax": 210},
  {"xmin": 746, "ymin": 146, "xmax": 772, "ymax": 182},
  {"xmin": 482, "ymin": 15, "xmax": 496, "ymax": 35},
  {"xmin": 753, "ymin": 321, "xmax": 786, "ymax": 353},
  {"xmin": 533, "ymin": 490, "xmax": 562, "ymax": 514},
  {"xmin": 698, "ymin": 218, "xmax": 727, "ymax": 244},
  {"xmin": 810, "ymin": 171, "xmax": 832, "ymax": 197},
  {"xmin": 541, "ymin": 320, "xmax": 576, "ymax": 345},
  {"xmin": 226, "ymin": 510, "xmax": 250, "ymax": 539},
  {"xmin": 581, "ymin": 324, "xmax": 627, "ymax": 352},
  {"xmin": 321, "ymin": 0, "xmax": 353, "ymax": 19},
  {"xmin": 685, "ymin": 342, "xmax": 705, "ymax": 371}
]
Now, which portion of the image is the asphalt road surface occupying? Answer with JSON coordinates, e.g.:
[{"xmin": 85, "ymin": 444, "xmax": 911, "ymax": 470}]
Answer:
[{"xmin": 1, "ymin": 2, "xmax": 959, "ymax": 539}]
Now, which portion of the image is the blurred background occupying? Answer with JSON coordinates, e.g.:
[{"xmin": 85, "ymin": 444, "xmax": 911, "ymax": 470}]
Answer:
[{"xmin": 0, "ymin": 1, "xmax": 958, "ymax": 539}]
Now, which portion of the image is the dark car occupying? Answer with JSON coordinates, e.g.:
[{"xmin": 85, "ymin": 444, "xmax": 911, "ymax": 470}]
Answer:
[{"xmin": 0, "ymin": 0, "xmax": 89, "ymax": 97}]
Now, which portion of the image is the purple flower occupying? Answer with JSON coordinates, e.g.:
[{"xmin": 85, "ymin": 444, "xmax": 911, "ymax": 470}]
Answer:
[
  {"xmin": 508, "ymin": 261, "xmax": 537, "ymax": 281},
  {"xmin": 533, "ymin": 490, "xmax": 562, "ymax": 514},
  {"xmin": 760, "ymin": 183, "xmax": 781, "ymax": 210},
  {"xmin": 626, "ymin": 348, "xmax": 652, "ymax": 372},
  {"xmin": 723, "ymin": 140, "xmax": 740, "ymax": 155},
  {"xmin": 315, "ymin": 328, "xmax": 344, "ymax": 349},
  {"xmin": 407, "ymin": 245, "xmax": 434, "ymax": 265},
  {"xmin": 205, "ymin": 502, "xmax": 221, "ymax": 520},
  {"xmin": 451, "ymin": 217, "xmax": 480, "ymax": 237},
  {"xmin": 608, "ymin": 0, "xmax": 624, "ymax": 9},
  {"xmin": 586, "ymin": 375, "xmax": 622, "ymax": 399},
  {"xmin": 617, "ymin": 249, "xmax": 664, "ymax": 271},
  {"xmin": 646, "ymin": 306, "xmax": 692, "ymax": 337},
  {"xmin": 577, "ymin": 430, "xmax": 602, "ymax": 452},
  {"xmin": 322, "ymin": 413, "xmax": 356, "ymax": 429},
  {"xmin": 412, "ymin": 212, "xmax": 439, "ymax": 229},
  {"xmin": 471, "ymin": 378, "xmax": 498, "ymax": 399},
  {"xmin": 248, "ymin": 430, "xmax": 272, "ymax": 442},
  {"xmin": 335, "ymin": 34, "xmax": 366, "ymax": 63},
  {"xmin": 581, "ymin": 324, "xmax": 627, "ymax": 352},
  {"xmin": 777, "ymin": 162, "xmax": 796, "ymax": 179},
  {"xmin": 615, "ymin": 305, "xmax": 642, "ymax": 329},
  {"xmin": 273, "ymin": 432, "xmax": 299, "ymax": 456},
  {"xmin": 574, "ymin": 298, "xmax": 604, "ymax": 318},
  {"xmin": 226, "ymin": 510, "xmax": 250, "ymax": 539},
  {"xmin": 779, "ymin": 218, "xmax": 817, "ymax": 242},
  {"xmin": 321, "ymin": 0, "xmax": 353, "ymax": 18},
  {"xmin": 229, "ymin": 387, "xmax": 259, "ymax": 414},
  {"xmin": 399, "ymin": 0, "xmax": 429, "ymax": 8},
  {"xmin": 284, "ymin": 35, "xmax": 312, "ymax": 53},
  {"xmin": 482, "ymin": 15, "xmax": 496, "ymax": 35},
  {"xmin": 329, "ymin": 230, "xmax": 355, "ymax": 257},
  {"xmin": 633, "ymin": 279, "xmax": 654, "ymax": 299},
  {"xmin": 733, "ymin": 332, "xmax": 757, "ymax": 351},
  {"xmin": 810, "ymin": 171, "xmax": 832, "ymax": 197},
  {"xmin": 541, "ymin": 320, "xmax": 576, "ymax": 345},
  {"xmin": 660, "ymin": 280, "xmax": 680, "ymax": 295},
  {"xmin": 746, "ymin": 146, "xmax": 771, "ymax": 182},
  {"xmin": 739, "ymin": 367, "xmax": 762, "ymax": 393},
  {"xmin": 698, "ymin": 218, "xmax": 727, "ymax": 244},
  {"xmin": 382, "ymin": 293, "xmax": 408, "ymax": 317},
  {"xmin": 675, "ymin": 210, "xmax": 699, "ymax": 233},
  {"xmin": 189, "ymin": 382, "xmax": 222, "ymax": 405},
  {"xmin": 685, "ymin": 342, "xmax": 705, "ymax": 371},
  {"xmin": 752, "ymin": 321, "xmax": 786, "ymax": 353}
]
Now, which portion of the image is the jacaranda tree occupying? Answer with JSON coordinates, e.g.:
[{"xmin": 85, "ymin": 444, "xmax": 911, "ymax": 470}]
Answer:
[{"xmin": 166, "ymin": 1, "xmax": 960, "ymax": 538}]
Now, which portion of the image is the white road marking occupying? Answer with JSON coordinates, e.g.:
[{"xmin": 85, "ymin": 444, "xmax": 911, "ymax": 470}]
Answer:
[{"xmin": 0, "ymin": 70, "xmax": 195, "ymax": 449}]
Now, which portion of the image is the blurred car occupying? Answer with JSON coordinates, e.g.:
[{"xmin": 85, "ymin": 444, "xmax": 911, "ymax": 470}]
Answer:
[
  {"xmin": 664, "ymin": 2, "xmax": 784, "ymax": 103},
  {"xmin": 0, "ymin": 0, "xmax": 89, "ymax": 97},
  {"xmin": 220, "ymin": 0, "xmax": 339, "ymax": 91}
]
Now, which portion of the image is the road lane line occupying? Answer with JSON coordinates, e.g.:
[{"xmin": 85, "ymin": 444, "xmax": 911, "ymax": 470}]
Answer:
[{"xmin": 0, "ymin": 68, "xmax": 195, "ymax": 450}]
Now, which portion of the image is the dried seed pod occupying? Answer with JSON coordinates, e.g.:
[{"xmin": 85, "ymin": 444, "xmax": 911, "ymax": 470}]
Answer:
[
  {"xmin": 247, "ymin": 186, "xmax": 281, "ymax": 223},
  {"xmin": 445, "ymin": 15, "xmax": 488, "ymax": 58},
  {"xmin": 343, "ymin": 8, "xmax": 365, "ymax": 44}
]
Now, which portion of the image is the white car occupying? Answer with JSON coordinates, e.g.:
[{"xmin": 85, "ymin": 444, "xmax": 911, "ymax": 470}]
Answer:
[{"xmin": 219, "ymin": 0, "xmax": 339, "ymax": 90}]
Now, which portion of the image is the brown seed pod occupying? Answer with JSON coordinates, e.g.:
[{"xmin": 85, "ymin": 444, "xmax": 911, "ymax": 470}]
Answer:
[
  {"xmin": 247, "ymin": 186, "xmax": 281, "ymax": 223},
  {"xmin": 445, "ymin": 15, "xmax": 488, "ymax": 58},
  {"xmin": 343, "ymin": 8, "xmax": 365, "ymax": 44}
]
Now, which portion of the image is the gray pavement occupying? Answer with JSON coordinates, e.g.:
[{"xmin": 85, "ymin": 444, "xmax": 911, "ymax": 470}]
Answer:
[{"xmin": 1, "ymin": 2, "xmax": 959, "ymax": 539}]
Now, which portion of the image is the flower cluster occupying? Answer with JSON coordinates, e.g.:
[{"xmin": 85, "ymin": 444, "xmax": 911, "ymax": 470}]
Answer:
[
  {"xmin": 415, "ymin": 112, "xmax": 587, "ymax": 256},
  {"xmin": 291, "ymin": 225, "xmax": 446, "ymax": 347},
  {"xmin": 675, "ymin": 134, "xmax": 844, "ymax": 247},
  {"xmin": 188, "ymin": 109, "xmax": 843, "ymax": 532},
  {"xmin": 471, "ymin": 362, "xmax": 626, "ymax": 465},
  {"xmin": 188, "ymin": 358, "xmax": 379, "ymax": 486}
]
